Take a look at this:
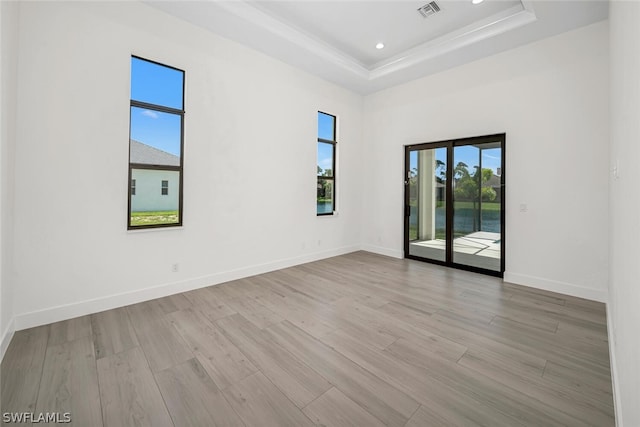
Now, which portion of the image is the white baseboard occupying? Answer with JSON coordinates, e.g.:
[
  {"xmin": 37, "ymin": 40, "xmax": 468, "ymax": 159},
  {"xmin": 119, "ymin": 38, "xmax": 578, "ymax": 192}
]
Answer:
[
  {"xmin": 361, "ymin": 251, "xmax": 607, "ymax": 302},
  {"xmin": 503, "ymin": 272, "xmax": 607, "ymax": 302},
  {"xmin": 360, "ymin": 244, "xmax": 403, "ymax": 259},
  {"xmin": 13, "ymin": 245, "xmax": 360, "ymax": 331},
  {"xmin": 606, "ymin": 304, "xmax": 623, "ymax": 427},
  {"xmin": 0, "ymin": 317, "xmax": 15, "ymax": 362}
]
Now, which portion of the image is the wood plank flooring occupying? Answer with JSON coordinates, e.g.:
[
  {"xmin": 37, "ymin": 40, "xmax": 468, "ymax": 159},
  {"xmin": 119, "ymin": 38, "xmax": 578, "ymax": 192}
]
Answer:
[{"xmin": 0, "ymin": 251, "xmax": 615, "ymax": 426}]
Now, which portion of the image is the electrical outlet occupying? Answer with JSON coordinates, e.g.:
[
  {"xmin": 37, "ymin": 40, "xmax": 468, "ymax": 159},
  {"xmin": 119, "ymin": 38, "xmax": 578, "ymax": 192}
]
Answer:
[{"xmin": 171, "ymin": 263, "xmax": 179, "ymax": 272}]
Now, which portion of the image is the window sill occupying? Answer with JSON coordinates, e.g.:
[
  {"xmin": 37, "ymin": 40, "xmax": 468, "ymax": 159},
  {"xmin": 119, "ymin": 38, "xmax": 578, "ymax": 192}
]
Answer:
[{"xmin": 127, "ymin": 225, "xmax": 184, "ymax": 234}]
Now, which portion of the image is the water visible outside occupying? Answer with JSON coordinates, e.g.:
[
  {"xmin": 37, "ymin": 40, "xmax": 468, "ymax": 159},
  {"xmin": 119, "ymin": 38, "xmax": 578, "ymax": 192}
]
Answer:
[
  {"xmin": 451, "ymin": 208, "xmax": 500, "ymax": 234},
  {"xmin": 317, "ymin": 201, "xmax": 333, "ymax": 214},
  {"xmin": 410, "ymin": 206, "xmax": 500, "ymax": 236}
]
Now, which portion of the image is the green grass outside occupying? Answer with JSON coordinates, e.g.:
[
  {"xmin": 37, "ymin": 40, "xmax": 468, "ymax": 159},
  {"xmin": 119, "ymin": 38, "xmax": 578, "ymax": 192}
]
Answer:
[
  {"xmin": 410, "ymin": 225, "xmax": 446, "ymax": 241},
  {"xmin": 411, "ymin": 228, "xmax": 480, "ymax": 241},
  {"xmin": 432, "ymin": 201, "xmax": 500, "ymax": 211},
  {"xmin": 130, "ymin": 210, "xmax": 178, "ymax": 226},
  {"xmin": 455, "ymin": 201, "xmax": 500, "ymax": 211},
  {"xmin": 409, "ymin": 224, "xmax": 418, "ymax": 241}
]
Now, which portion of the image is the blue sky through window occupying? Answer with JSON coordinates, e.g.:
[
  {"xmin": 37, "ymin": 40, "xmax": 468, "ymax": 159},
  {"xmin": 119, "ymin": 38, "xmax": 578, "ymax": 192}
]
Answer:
[
  {"xmin": 131, "ymin": 57, "xmax": 183, "ymax": 109},
  {"xmin": 317, "ymin": 143, "xmax": 333, "ymax": 175},
  {"xmin": 318, "ymin": 112, "xmax": 336, "ymax": 175},
  {"xmin": 130, "ymin": 107, "xmax": 181, "ymax": 157},
  {"xmin": 130, "ymin": 57, "xmax": 184, "ymax": 157},
  {"xmin": 318, "ymin": 112, "xmax": 335, "ymax": 141}
]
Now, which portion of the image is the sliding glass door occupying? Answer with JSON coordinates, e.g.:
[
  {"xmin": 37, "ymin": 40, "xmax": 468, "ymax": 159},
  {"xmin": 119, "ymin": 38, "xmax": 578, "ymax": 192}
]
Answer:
[
  {"xmin": 404, "ymin": 134, "xmax": 505, "ymax": 276},
  {"xmin": 407, "ymin": 146, "xmax": 448, "ymax": 262}
]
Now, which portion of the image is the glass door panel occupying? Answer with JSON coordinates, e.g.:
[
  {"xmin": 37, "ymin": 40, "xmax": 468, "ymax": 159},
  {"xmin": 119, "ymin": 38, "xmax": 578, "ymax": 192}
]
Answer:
[
  {"xmin": 452, "ymin": 143, "xmax": 502, "ymax": 272},
  {"xmin": 407, "ymin": 147, "xmax": 447, "ymax": 262},
  {"xmin": 404, "ymin": 134, "xmax": 504, "ymax": 277}
]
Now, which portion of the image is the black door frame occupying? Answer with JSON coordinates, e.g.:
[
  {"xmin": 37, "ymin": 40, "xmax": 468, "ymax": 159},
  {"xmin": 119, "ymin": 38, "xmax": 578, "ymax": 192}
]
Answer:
[{"xmin": 404, "ymin": 133, "xmax": 506, "ymax": 277}]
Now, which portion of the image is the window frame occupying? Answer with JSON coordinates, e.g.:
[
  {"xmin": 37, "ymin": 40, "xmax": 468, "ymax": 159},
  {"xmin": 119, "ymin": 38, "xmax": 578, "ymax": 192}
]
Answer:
[
  {"xmin": 128, "ymin": 55, "xmax": 185, "ymax": 230},
  {"xmin": 317, "ymin": 111, "xmax": 337, "ymax": 216}
]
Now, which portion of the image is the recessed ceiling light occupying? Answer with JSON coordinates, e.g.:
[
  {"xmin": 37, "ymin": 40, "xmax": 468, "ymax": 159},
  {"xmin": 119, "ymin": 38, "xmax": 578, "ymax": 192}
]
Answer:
[
  {"xmin": 376, "ymin": 42, "xmax": 385, "ymax": 50},
  {"xmin": 472, "ymin": 0, "xmax": 484, "ymax": 4}
]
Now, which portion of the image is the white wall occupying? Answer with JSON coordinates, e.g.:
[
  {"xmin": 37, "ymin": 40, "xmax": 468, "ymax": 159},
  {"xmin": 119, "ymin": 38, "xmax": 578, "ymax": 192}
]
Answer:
[
  {"xmin": 11, "ymin": 1, "xmax": 363, "ymax": 328},
  {"xmin": 609, "ymin": 1, "xmax": 640, "ymax": 425},
  {"xmin": 0, "ymin": 0, "xmax": 19, "ymax": 359},
  {"xmin": 362, "ymin": 21, "xmax": 609, "ymax": 302},
  {"xmin": 5, "ymin": 1, "xmax": 613, "ymax": 338}
]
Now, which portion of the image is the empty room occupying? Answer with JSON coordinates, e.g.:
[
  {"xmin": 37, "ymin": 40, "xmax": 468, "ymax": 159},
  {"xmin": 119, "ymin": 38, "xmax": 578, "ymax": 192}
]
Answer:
[{"xmin": 1, "ymin": 0, "xmax": 638, "ymax": 426}]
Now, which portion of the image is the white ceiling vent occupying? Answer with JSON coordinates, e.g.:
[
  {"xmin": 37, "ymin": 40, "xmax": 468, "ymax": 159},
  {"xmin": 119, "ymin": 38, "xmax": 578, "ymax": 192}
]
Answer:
[{"xmin": 417, "ymin": 1, "xmax": 441, "ymax": 18}]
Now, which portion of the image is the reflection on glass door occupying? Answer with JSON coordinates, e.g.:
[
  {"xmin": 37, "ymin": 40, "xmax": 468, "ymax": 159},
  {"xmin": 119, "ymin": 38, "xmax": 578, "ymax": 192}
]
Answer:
[
  {"xmin": 407, "ymin": 147, "xmax": 447, "ymax": 262},
  {"xmin": 404, "ymin": 134, "xmax": 504, "ymax": 276},
  {"xmin": 452, "ymin": 143, "xmax": 502, "ymax": 272}
]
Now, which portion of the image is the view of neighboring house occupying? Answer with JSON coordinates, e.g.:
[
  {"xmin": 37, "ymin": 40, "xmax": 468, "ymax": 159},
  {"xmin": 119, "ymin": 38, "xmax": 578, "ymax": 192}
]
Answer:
[
  {"xmin": 129, "ymin": 140, "xmax": 180, "ymax": 212},
  {"xmin": 483, "ymin": 169, "xmax": 502, "ymax": 203}
]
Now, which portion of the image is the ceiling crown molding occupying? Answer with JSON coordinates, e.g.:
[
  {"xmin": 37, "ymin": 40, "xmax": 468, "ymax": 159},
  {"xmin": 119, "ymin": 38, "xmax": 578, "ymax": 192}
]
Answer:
[
  {"xmin": 144, "ymin": 0, "xmax": 607, "ymax": 94},
  {"xmin": 215, "ymin": 1, "xmax": 370, "ymax": 79},
  {"xmin": 219, "ymin": 0, "xmax": 537, "ymax": 82},
  {"xmin": 370, "ymin": 1, "xmax": 537, "ymax": 80}
]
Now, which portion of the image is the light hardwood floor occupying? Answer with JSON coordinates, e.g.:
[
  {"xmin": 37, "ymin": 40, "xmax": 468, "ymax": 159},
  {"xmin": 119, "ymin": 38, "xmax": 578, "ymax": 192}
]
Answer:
[{"xmin": 0, "ymin": 251, "xmax": 614, "ymax": 426}]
